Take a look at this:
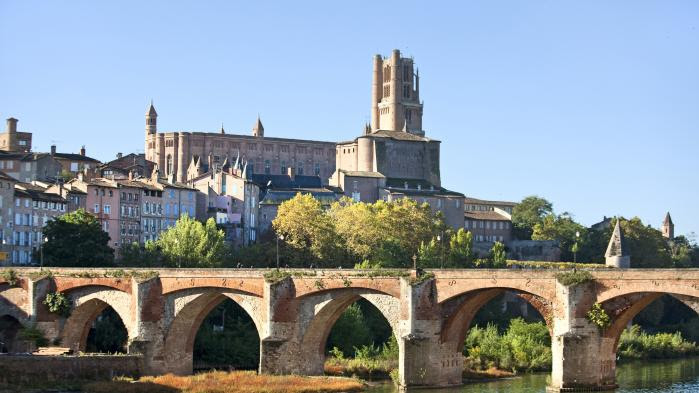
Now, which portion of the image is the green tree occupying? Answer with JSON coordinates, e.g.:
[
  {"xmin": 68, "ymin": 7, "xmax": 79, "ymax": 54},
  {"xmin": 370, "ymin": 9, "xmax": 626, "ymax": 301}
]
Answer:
[
  {"xmin": 532, "ymin": 213, "xmax": 587, "ymax": 262},
  {"xmin": 325, "ymin": 303, "xmax": 372, "ymax": 357},
  {"xmin": 448, "ymin": 228, "xmax": 473, "ymax": 267},
  {"xmin": 272, "ymin": 193, "xmax": 340, "ymax": 266},
  {"xmin": 156, "ymin": 215, "xmax": 225, "ymax": 267},
  {"xmin": 42, "ymin": 209, "xmax": 114, "ymax": 267},
  {"xmin": 489, "ymin": 241, "xmax": 507, "ymax": 268},
  {"xmin": 417, "ymin": 238, "xmax": 441, "ymax": 268},
  {"xmin": 511, "ymin": 196, "xmax": 553, "ymax": 240},
  {"xmin": 670, "ymin": 235, "xmax": 698, "ymax": 268},
  {"xmin": 117, "ymin": 241, "xmax": 164, "ymax": 267}
]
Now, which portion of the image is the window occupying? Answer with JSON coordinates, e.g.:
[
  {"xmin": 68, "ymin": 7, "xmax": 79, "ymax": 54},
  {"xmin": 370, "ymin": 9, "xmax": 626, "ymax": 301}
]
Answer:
[
  {"xmin": 15, "ymin": 199, "xmax": 19, "ymax": 207},
  {"xmin": 280, "ymin": 161, "xmax": 287, "ymax": 174},
  {"xmin": 94, "ymin": 204, "xmax": 100, "ymax": 213},
  {"xmin": 24, "ymin": 199, "xmax": 29, "ymax": 208},
  {"xmin": 70, "ymin": 162, "xmax": 78, "ymax": 171},
  {"xmin": 166, "ymin": 154, "xmax": 173, "ymax": 175},
  {"xmin": 104, "ymin": 204, "xmax": 111, "ymax": 214},
  {"xmin": 314, "ymin": 162, "xmax": 320, "ymax": 176},
  {"xmin": 352, "ymin": 192, "xmax": 360, "ymax": 202},
  {"xmin": 297, "ymin": 165, "xmax": 303, "ymax": 175},
  {"xmin": 19, "ymin": 140, "xmax": 26, "ymax": 146},
  {"xmin": 264, "ymin": 160, "xmax": 270, "ymax": 174},
  {"xmin": 24, "ymin": 162, "xmax": 31, "ymax": 171}
]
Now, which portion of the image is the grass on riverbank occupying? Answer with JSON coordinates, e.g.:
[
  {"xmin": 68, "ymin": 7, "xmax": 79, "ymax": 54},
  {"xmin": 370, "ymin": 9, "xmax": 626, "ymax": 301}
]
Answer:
[
  {"xmin": 324, "ymin": 342, "xmax": 397, "ymax": 380},
  {"xmin": 81, "ymin": 371, "xmax": 364, "ymax": 393}
]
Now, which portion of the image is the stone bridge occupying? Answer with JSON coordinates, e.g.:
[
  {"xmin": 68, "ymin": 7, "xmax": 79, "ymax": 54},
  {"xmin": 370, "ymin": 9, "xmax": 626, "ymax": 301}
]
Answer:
[{"xmin": 1, "ymin": 268, "xmax": 698, "ymax": 391}]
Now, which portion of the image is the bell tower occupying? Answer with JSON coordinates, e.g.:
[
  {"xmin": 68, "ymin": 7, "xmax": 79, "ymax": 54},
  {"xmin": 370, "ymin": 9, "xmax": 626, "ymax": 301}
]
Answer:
[
  {"xmin": 146, "ymin": 101, "xmax": 157, "ymax": 135},
  {"xmin": 370, "ymin": 49, "xmax": 424, "ymax": 136}
]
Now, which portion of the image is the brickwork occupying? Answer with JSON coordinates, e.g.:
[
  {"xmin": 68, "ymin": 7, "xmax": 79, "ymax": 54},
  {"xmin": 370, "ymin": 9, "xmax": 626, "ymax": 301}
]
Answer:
[{"xmin": 0, "ymin": 267, "xmax": 697, "ymax": 391}]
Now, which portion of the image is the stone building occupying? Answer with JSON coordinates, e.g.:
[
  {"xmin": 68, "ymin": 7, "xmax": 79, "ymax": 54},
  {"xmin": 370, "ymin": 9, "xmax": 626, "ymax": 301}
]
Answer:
[
  {"xmin": 0, "ymin": 171, "xmax": 17, "ymax": 265},
  {"xmin": 44, "ymin": 182, "xmax": 87, "ymax": 213},
  {"xmin": 189, "ymin": 162, "xmax": 259, "ymax": 245},
  {"xmin": 0, "ymin": 118, "xmax": 31, "ymax": 152},
  {"xmin": 49, "ymin": 145, "xmax": 100, "ymax": 176},
  {"xmin": 0, "ymin": 151, "xmax": 62, "ymax": 183},
  {"xmin": 144, "ymin": 104, "xmax": 336, "ymax": 184},
  {"xmin": 463, "ymin": 197, "xmax": 515, "ymax": 243},
  {"xmin": 98, "ymin": 153, "xmax": 154, "ymax": 180},
  {"xmin": 11, "ymin": 183, "xmax": 67, "ymax": 265},
  {"xmin": 330, "ymin": 49, "xmax": 463, "ymax": 228}
]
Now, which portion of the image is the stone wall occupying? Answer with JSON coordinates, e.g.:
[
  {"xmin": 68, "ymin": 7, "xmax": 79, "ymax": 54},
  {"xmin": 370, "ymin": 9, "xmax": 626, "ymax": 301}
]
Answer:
[{"xmin": 0, "ymin": 355, "xmax": 143, "ymax": 385}]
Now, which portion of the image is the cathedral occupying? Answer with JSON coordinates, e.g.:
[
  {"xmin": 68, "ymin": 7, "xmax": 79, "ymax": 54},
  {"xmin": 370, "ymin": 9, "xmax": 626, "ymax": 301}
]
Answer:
[{"xmin": 144, "ymin": 49, "xmax": 464, "ymax": 228}]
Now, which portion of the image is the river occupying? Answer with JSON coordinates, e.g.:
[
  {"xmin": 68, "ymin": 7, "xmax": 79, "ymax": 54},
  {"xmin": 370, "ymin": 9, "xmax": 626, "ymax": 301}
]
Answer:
[{"xmin": 365, "ymin": 358, "xmax": 699, "ymax": 393}]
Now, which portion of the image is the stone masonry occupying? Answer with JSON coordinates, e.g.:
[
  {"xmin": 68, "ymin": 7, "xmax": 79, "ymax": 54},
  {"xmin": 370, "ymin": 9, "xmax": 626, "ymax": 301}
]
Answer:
[{"xmin": 0, "ymin": 268, "xmax": 698, "ymax": 391}]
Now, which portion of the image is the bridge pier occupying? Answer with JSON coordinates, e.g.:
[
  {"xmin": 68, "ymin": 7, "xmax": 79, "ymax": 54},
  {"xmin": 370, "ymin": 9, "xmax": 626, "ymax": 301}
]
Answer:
[{"xmin": 549, "ymin": 281, "xmax": 617, "ymax": 392}]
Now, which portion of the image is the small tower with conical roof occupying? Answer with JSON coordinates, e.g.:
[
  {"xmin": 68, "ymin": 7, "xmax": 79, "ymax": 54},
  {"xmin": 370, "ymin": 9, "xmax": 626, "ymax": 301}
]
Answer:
[
  {"xmin": 662, "ymin": 212, "xmax": 674, "ymax": 239},
  {"xmin": 605, "ymin": 219, "xmax": 630, "ymax": 268},
  {"xmin": 252, "ymin": 116, "xmax": 264, "ymax": 137},
  {"xmin": 146, "ymin": 101, "xmax": 157, "ymax": 135}
]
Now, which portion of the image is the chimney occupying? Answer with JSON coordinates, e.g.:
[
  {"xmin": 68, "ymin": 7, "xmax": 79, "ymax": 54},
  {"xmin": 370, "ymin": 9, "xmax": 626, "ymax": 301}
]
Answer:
[
  {"xmin": 5, "ymin": 118, "xmax": 17, "ymax": 134},
  {"xmin": 117, "ymin": 152, "xmax": 122, "ymax": 159},
  {"xmin": 50, "ymin": 145, "xmax": 56, "ymax": 155},
  {"xmin": 77, "ymin": 171, "xmax": 84, "ymax": 182},
  {"xmin": 128, "ymin": 170, "xmax": 134, "ymax": 180},
  {"xmin": 80, "ymin": 146, "xmax": 86, "ymax": 156}
]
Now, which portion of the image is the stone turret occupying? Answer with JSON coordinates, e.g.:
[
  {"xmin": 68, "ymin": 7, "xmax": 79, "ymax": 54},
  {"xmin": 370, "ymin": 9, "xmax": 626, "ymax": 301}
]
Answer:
[
  {"xmin": 146, "ymin": 101, "xmax": 157, "ymax": 135},
  {"xmin": 605, "ymin": 219, "xmax": 630, "ymax": 268},
  {"xmin": 252, "ymin": 116, "xmax": 264, "ymax": 137},
  {"xmin": 662, "ymin": 212, "xmax": 674, "ymax": 239}
]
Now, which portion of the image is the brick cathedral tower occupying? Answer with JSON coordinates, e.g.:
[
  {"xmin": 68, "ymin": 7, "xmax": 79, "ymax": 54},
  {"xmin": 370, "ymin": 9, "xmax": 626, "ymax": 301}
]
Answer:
[
  {"xmin": 662, "ymin": 212, "xmax": 674, "ymax": 239},
  {"xmin": 370, "ymin": 49, "xmax": 424, "ymax": 136}
]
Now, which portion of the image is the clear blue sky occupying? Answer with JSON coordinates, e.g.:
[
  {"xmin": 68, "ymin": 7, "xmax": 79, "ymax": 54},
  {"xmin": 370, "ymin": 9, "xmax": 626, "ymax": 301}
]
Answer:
[{"xmin": 2, "ymin": 1, "xmax": 698, "ymax": 237}]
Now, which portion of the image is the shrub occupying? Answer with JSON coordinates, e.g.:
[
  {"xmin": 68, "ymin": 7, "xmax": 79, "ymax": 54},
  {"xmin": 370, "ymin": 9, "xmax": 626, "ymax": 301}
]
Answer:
[
  {"xmin": 44, "ymin": 291, "xmax": 72, "ymax": 317},
  {"xmin": 555, "ymin": 270, "xmax": 593, "ymax": 286},
  {"xmin": 464, "ymin": 319, "xmax": 551, "ymax": 373},
  {"xmin": 618, "ymin": 325, "xmax": 698, "ymax": 360},
  {"xmin": 19, "ymin": 325, "xmax": 49, "ymax": 347},
  {"xmin": 1, "ymin": 269, "xmax": 18, "ymax": 286},
  {"xmin": 586, "ymin": 303, "xmax": 611, "ymax": 329}
]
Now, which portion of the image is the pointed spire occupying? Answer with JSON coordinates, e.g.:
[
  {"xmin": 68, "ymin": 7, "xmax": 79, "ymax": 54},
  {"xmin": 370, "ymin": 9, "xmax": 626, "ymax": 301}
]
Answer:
[
  {"xmin": 147, "ymin": 100, "xmax": 157, "ymax": 116},
  {"xmin": 233, "ymin": 151, "xmax": 240, "ymax": 171},
  {"xmin": 252, "ymin": 115, "xmax": 264, "ymax": 137},
  {"xmin": 605, "ymin": 218, "xmax": 630, "ymax": 268},
  {"xmin": 364, "ymin": 122, "xmax": 371, "ymax": 135},
  {"xmin": 220, "ymin": 122, "xmax": 225, "ymax": 134},
  {"xmin": 663, "ymin": 212, "xmax": 673, "ymax": 226},
  {"xmin": 241, "ymin": 160, "xmax": 248, "ymax": 178},
  {"xmin": 402, "ymin": 120, "xmax": 408, "ymax": 132}
]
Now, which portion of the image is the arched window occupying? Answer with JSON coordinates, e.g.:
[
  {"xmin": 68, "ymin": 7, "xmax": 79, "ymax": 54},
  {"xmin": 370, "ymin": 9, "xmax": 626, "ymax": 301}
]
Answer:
[{"xmin": 166, "ymin": 154, "xmax": 173, "ymax": 175}]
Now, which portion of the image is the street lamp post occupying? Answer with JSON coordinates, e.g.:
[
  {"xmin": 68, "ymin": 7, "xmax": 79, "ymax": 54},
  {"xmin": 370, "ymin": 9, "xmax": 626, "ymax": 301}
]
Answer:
[
  {"xmin": 574, "ymin": 231, "xmax": 580, "ymax": 263},
  {"xmin": 40, "ymin": 236, "xmax": 47, "ymax": 272},
  {"xmin": 276, "ymin": 234, "xmax": 284, "ymax": 270},
  {"xmin": 437, "ymin": 234, "xmax": 443, "ymax": 268}
]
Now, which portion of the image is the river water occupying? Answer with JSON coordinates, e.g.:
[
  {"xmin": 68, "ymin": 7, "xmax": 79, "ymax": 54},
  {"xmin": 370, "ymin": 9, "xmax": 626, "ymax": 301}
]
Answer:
[{"xmin": 365, "ymin": 358, "xmax": 699, "ymax": 393}]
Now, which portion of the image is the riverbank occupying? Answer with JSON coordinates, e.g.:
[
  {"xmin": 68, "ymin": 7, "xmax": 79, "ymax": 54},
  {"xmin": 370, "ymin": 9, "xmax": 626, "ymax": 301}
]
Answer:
[{"xmin": 0, "ymin": 370, "xmax": 365, "ymax": 393}]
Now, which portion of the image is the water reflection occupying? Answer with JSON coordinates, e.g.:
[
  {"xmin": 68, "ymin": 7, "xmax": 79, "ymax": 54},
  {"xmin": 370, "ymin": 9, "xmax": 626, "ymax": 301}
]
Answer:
[{"xmin": 365, "ymin": 358, "xmax": 699, "ymax": 393}]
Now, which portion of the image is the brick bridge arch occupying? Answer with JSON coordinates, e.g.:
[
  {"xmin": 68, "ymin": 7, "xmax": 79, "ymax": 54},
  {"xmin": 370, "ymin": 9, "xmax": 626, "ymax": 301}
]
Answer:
[
  {"xmin": 439, "ymin": 287, "xmax": 553, "ymax": 352},
  {"xmin": 0, "ymin": 281, "xmax": 30, "ymax": 327},
  {"xmin": 61, "ymin": 286, "xmax": 135, "ymax": 352},
  {"xmin": 290, "ymin": 287, "xmax": 401, "ymax": 375},
  {"xmin": 162, "ymin": 287, "xmax": 264, "ymax": 375}
]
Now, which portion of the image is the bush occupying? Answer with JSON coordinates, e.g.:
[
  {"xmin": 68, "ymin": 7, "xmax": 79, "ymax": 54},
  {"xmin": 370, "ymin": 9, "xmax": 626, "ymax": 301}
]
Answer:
[
  {"xmin": 555, "ymin": 270, "xmax": 593, "ymax": 286},
  {"xmin": 44, "ymin": 291, "xmax": 71, "ymax": 317},
  {"xmin": 1, "ymin": 269, "xmax": 18, "ymax": 286},
  {"xmin": 19, "ymin": 325, "xmax": 48, "ymax": 347},
  {"xmin": 586, "ymin": 303, "xmax": 611, "ymax": 329},
  {"xmin": 618, "ymin": 325, "xmax": 698, "ymax": 360},
  {"xmin": 465, "ymin": 319, "xmax": 551, "ymax": 373}
]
